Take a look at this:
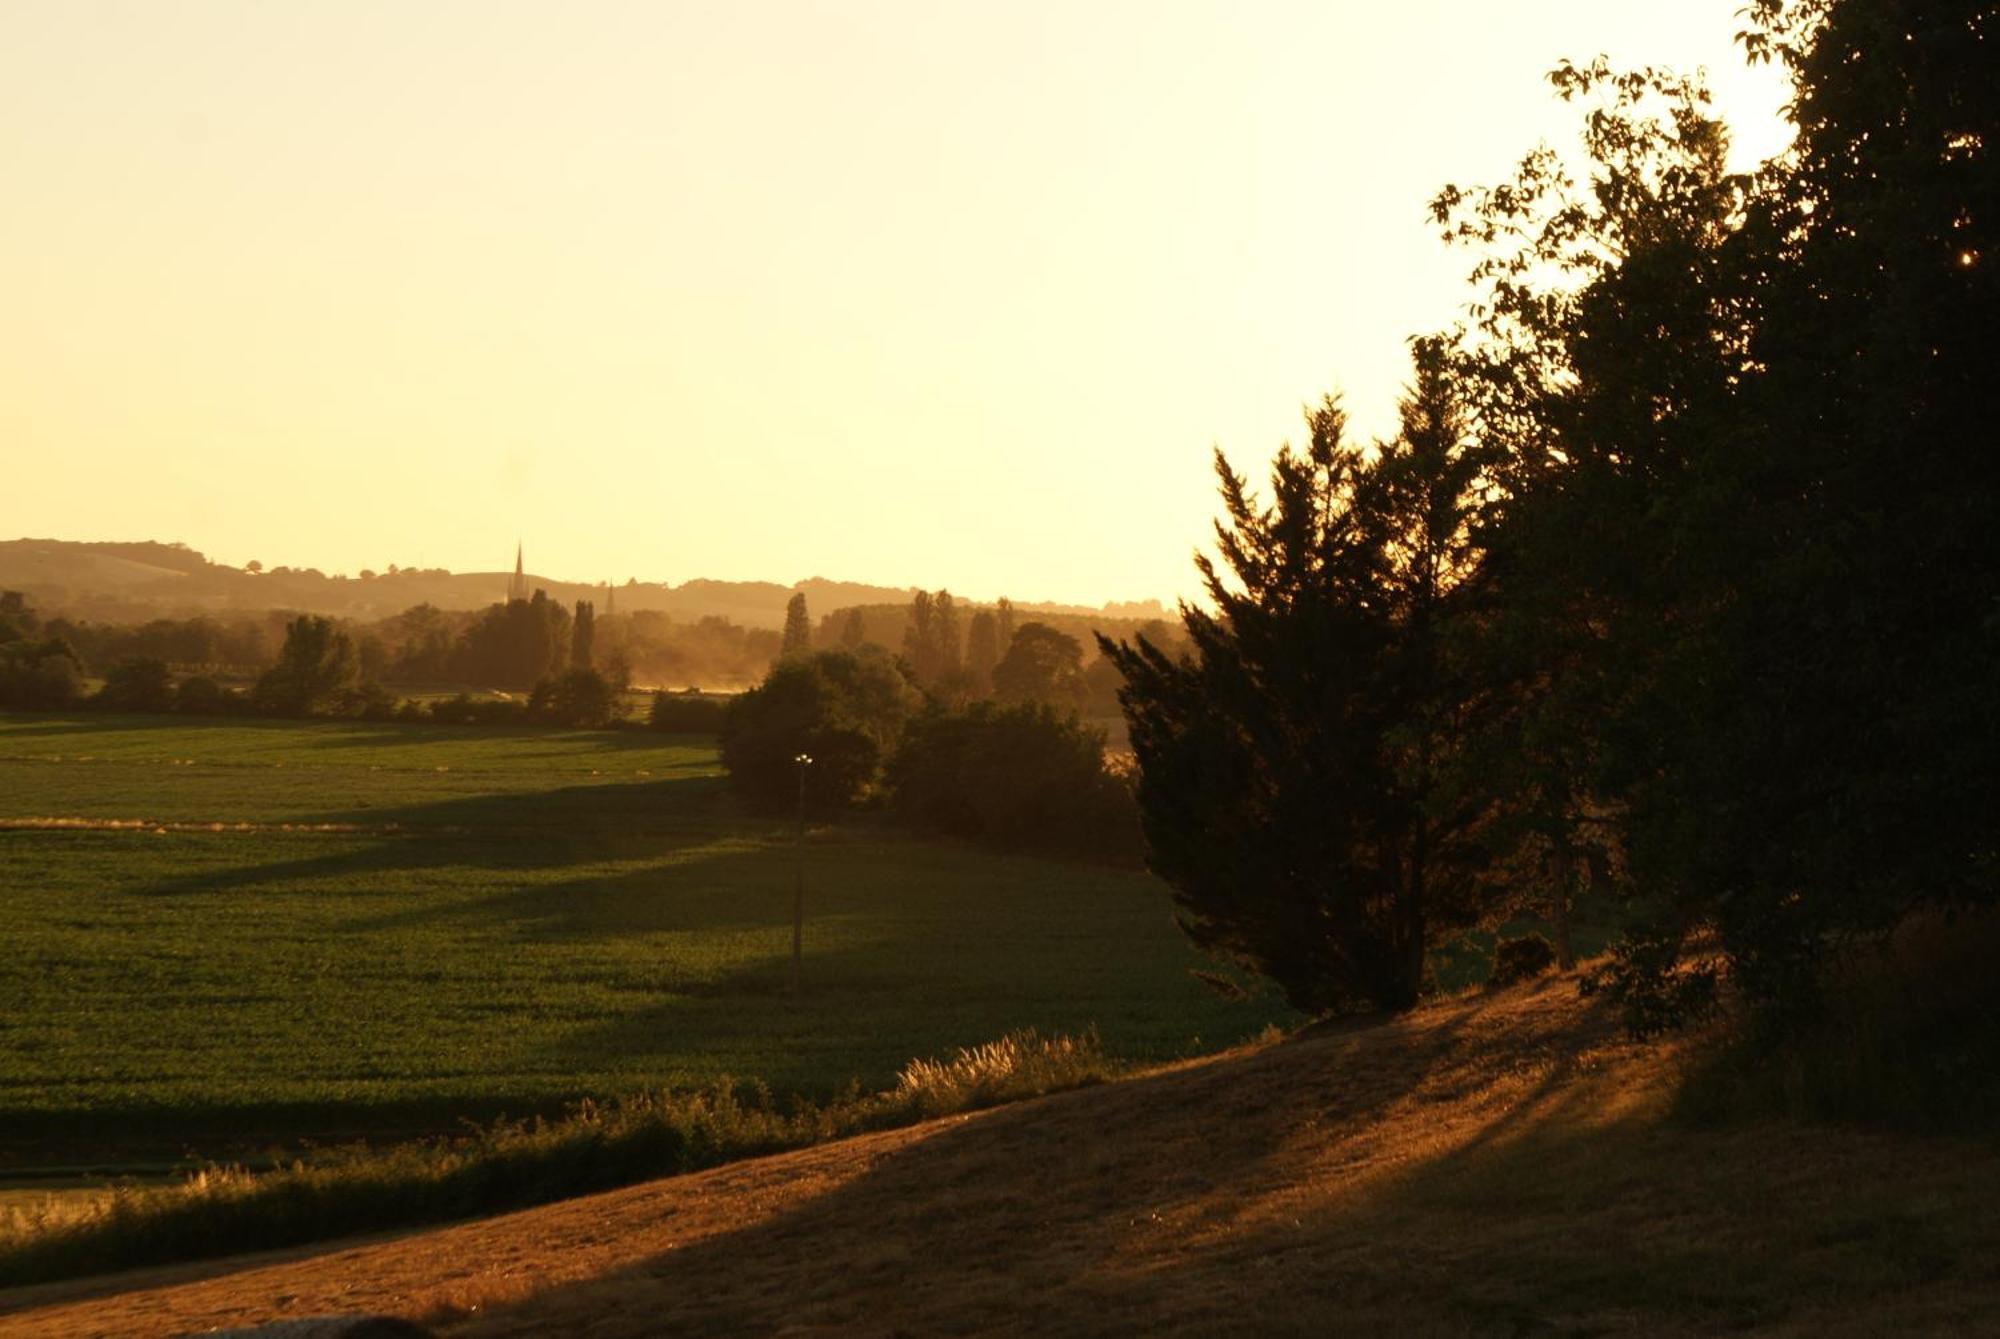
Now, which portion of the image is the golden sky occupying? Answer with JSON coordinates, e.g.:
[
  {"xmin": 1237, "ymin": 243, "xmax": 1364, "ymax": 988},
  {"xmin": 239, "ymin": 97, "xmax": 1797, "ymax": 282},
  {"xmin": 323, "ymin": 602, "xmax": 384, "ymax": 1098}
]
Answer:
[{"xmin": 1, "ymin": 1, "xmax": 1789, "ymax": 606}]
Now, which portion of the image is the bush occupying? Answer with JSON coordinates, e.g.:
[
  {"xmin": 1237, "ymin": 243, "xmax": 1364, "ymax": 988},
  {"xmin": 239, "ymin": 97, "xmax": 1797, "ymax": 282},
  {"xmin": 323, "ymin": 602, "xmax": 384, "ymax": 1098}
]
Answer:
[
  {"xmin": 172, "ymin": 675, "xmax": 234, "ymax": 715},
  {"xmin": 886, "ymin": 701, "xmax": 1141, "ymax": 862},
  {"xmin": 722, "ymin": 649, "xmax": 916, "ymax": 813},
  {"xmin": 529, "ymin": 668, "xmax": 618, "ymax": 728},
  {"xmin": 650, "ymin": 689, "xmax": 728, "ymax": 733},
  {"xmin": 93, "ymin": 657, "xmax": 174, "ymax": 713},
  {"xmin": 1489, "ymin": 934, "xmax": 1558, "ymax": 988},
  {"xmin": 0, "ymin": 638, "xmax": 84, "ymax": 709},
  {"xmin": 331, "ymin": 681, "xmax": 402, "ymax": 722}
]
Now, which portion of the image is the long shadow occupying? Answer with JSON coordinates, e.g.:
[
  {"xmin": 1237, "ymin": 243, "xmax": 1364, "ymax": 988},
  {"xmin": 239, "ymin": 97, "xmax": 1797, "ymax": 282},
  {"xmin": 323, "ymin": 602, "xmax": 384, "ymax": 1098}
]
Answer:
[
  {"xmin": 442, "ymin": 987, "xmax": 1728, "ymax": 1337},
  {"xmin": 336, "ymin": 840, "xmax": 788, "ymax": 942},
  {"xmin": 426, "ymin": 1006, "xmax": 1487, "ymax": 1336},
  {"xmin": 133, "ymin": 776, "xmax": 740, "ymax": 897}
]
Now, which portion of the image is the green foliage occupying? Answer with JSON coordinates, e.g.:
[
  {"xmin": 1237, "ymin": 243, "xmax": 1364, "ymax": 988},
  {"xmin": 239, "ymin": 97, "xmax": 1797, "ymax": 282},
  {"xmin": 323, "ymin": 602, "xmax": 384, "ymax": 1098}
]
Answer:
[
  {"xmin": 172, "ymin": 674, "xmax": 234, "ymax": 715},
  {"xmin": 570, "ymin": 598, "xmax": 596, "ymax": 670},
  {"xmin": 450, "ymin": 589, "xmax": 571, "ymax": 689},
  {"xmin": 649, "ymin": 689, "xmax": 728, "ymax": 733},
  {"xmin": 1488, "ymin": 934, "xmax": 1557, "ymax": 988},
  {"xmin": 721, "ymin": 649, "xmax": 917, "ymax": 812},
  {"xmin": 885, "ymin": 701, "xmax": 1140, "ymax": 862},
  {"xmin": 1104, "ymin": 348, "xmax": 1495, "ymax": 1015},
  {"xmin": 0, "ymin": 637, "xmax": 85, "ymax": 710},
  {"xmin": 992, "ymin": 621, "xmax": 1084, "ymax": 707},
  {"xmin": 529, "ymin": 667, "xmax": 618, "ymax": 727},
  {"xmin": 1431, "ymin": 1, "xmax": 1999, "ymax": 1031},
  {"xmin": 93, "ymin": 658, "xmax": 175, "ymax": 714},
  {"xmin": 1674, "ymin": 912, "xmax": 2000, "ymax": 1133},
  {"xmin": 251, "ymin": 615, "xmax": 358, "ymax": 716},
  {"xmin": 780, "ymin": 591, "xmax": 811, "ymax": 659}
]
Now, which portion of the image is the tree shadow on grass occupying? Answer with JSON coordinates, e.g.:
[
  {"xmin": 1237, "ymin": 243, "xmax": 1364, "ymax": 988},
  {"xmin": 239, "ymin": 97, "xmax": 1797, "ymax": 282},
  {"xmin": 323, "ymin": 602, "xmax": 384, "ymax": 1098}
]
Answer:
[
  {"xmin": 423, "ymin": 996, "xmax": 1516, "ymax": 1338},
  {"xmin": 132, "ymin": 776, "xmax": 748, "ymax": 897}
]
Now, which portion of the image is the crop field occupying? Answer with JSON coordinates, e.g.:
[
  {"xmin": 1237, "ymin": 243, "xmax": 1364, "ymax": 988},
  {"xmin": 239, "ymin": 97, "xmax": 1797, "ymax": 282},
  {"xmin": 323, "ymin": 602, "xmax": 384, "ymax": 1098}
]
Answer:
[{"xmin": 0, "ymin": 713, "xmax": 1291, "ymax": 1165}]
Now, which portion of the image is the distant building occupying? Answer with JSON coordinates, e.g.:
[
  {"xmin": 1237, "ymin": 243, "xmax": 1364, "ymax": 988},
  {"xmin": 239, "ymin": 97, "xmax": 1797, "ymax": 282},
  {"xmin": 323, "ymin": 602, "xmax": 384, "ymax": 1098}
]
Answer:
[{"xmin": 507, "ymin": 542, "xmax": 529, "ymax": 603}]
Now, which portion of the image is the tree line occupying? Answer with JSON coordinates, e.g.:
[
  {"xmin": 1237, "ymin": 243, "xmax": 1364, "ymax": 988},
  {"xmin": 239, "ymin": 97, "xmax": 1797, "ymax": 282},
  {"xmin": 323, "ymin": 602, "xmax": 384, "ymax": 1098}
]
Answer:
[{"xmin": 1104, "ymin": 0, "xmax": 1994, "ymax": 1031}]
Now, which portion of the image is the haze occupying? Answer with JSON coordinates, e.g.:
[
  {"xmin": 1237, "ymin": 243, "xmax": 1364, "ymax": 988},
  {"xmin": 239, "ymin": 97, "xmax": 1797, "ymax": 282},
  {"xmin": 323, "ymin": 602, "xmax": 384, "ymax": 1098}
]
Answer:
[{"xmin": 1, "ymin": 1, "xmax": 1787, "ymax": 605}]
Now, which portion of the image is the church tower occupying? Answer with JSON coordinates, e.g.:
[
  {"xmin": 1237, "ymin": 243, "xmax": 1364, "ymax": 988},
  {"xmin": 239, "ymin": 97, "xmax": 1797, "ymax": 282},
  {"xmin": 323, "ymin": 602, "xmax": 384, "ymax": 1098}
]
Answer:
[{"xmin": 508, "ymin": 542, "xmax": 529, "ymax": 603}]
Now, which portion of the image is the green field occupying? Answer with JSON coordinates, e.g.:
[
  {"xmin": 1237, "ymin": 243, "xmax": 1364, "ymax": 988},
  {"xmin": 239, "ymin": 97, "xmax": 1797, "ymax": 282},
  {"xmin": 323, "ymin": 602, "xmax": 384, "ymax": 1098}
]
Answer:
[{"xmin": 0, "ymin": 713, "xmax": 1290, "ymax": 1165}]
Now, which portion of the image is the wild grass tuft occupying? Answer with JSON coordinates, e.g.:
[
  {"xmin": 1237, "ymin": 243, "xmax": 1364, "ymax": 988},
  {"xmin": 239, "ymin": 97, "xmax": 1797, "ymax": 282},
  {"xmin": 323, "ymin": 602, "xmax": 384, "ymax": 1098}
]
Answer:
[
  {"xmin": 893, "ymin": 1028, "xmax": 1112, "ymax": 1117},
  {"xmin": 0, "ymin": 1031, "xmax": 1111, "ymax": 1289}
]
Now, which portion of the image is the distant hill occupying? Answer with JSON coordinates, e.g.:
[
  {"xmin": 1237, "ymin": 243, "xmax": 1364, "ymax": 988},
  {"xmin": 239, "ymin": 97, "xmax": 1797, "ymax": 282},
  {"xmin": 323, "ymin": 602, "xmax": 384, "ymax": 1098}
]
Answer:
[{"xmin": 0, "ymin": 539, "xmax": 1168, "ymax": 632}]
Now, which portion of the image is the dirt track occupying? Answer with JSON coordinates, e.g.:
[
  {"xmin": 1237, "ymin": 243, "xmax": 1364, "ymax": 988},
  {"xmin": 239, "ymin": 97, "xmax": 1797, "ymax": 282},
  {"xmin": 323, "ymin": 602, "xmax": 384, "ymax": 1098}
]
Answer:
[{"xmin": 4, "ymin": 980, "xmax": 1996, "ymax": 1337}]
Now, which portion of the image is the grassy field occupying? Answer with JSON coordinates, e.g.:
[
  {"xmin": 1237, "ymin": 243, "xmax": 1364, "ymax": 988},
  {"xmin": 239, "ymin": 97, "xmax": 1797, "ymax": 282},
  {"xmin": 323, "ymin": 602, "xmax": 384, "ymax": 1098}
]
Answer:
[{"xmin": 0, "ymin": 713, "xmax": 1292, "ymax": 1164}]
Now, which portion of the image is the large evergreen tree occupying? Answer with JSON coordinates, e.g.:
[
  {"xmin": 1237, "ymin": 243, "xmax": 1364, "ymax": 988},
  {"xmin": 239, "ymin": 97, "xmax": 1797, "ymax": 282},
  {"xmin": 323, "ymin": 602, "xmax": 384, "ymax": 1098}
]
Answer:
[{"xmin": 1104, "ymin": 353, "xmax": 1493, "ymax": 1014}]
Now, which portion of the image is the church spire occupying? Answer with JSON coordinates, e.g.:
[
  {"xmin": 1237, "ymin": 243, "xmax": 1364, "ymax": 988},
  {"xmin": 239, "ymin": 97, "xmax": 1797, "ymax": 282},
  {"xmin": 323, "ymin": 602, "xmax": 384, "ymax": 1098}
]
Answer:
[{"xmin": 508, "ymin": 541, "xmax": 528, "ymax": 603}]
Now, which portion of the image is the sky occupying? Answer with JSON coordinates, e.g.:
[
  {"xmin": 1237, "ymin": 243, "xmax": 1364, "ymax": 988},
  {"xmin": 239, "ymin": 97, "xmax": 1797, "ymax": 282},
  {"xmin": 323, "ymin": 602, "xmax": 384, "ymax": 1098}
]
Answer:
[{"xmin": 1, "ymin": 1, "xmax": 1792, "ymax": 606}]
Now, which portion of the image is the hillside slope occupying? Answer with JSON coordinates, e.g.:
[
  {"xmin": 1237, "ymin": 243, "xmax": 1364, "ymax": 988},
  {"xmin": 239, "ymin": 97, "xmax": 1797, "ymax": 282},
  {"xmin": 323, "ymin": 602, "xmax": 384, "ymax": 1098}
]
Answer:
[{"xmin": 4, "ymin": 980, "xmax": 1996, "ymax": 1337}]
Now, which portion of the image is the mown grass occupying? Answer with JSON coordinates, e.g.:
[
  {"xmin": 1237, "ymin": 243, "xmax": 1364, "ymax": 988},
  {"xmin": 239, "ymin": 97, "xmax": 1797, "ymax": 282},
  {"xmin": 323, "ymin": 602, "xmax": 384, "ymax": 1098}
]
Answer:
[
  {"xmin": 0, "ymin": 1030, "xmax": 1114, "ymax": 1288},
  {"xmin": 0, "ymin": 713, "xmax": 1293, "ymax": 1159}
]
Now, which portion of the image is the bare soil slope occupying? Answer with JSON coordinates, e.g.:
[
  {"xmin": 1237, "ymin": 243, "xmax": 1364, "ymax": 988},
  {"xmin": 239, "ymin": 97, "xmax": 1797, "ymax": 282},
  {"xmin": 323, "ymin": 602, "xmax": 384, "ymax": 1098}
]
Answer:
[{"xmin": 5, "ymin": 980, "xmax": 1996, "ymax": 1337}]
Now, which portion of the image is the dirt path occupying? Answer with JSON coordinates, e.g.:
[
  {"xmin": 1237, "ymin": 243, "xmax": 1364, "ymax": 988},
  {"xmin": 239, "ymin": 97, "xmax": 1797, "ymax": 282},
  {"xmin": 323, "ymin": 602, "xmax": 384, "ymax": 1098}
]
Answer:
[{"xmin": 4, "ymin": 982, "xmax": 1995, "ymax": 1337}]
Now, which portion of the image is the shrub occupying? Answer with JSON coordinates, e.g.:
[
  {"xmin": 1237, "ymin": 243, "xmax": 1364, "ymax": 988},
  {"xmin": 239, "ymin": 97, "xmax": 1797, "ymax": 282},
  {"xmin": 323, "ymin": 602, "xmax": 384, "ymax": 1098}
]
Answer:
[
  {"xmin": 650, "ymin": 690, "xmax": 728, "ymax": 734},
  {"xmin": 172, "ymin": 675, "xmax": 233, "ymax": 715},
  {"xmin": 885, "ymin": 701, "xmax": 1140, "ymax": 862},
  {"xmin": 529, "ymin": 668, "xmax": 618, "ymax": 728},
  {"xmin": 0, "ymin": 637, "xmax": 84, "ymax": 709},
  {"xmin": 93, "ymin": 657, "xmax": 175, "ymax": 713},
  {"xmin": 1489, "ymin": 933, "xmax": 1558, "ymax": 988}
]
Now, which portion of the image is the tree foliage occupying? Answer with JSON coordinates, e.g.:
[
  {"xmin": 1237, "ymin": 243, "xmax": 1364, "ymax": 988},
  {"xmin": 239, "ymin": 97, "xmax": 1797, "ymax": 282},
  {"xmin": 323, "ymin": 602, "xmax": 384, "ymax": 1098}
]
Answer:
[
  {"xmin": 993, "ymin": 622, "xmax": 1085, "ymax": 708},
  {"xmin": 780, "ymin": 592, "xmax": 811, "ymax": 659},
  {"xmin": 252, "ymin": 616, "xmax": 358, "ymax": 717},
  {"xmin": 885, "ymin": 701, "xmax": 1138, "ymax": 861},
  {"xmin": 1104, "ymin": 350, "xmax": 1493, "ymax": 1014},
  {"xmin": 720, "ymin": 649, "xmax": 918, "ymax": 813}
]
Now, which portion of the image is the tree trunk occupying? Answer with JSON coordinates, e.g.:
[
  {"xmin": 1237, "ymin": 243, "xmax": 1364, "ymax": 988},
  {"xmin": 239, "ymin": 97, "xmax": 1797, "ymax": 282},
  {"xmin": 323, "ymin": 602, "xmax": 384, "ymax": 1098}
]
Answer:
[{"xmin": 1551, "ymin": 840, "xmax": 1576, "ymax": 970}]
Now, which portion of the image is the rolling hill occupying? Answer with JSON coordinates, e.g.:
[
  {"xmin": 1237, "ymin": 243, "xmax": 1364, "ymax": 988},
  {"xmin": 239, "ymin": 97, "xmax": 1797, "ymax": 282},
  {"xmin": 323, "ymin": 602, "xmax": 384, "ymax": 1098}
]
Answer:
[{"xmin": 5, "ymin": 978, "xmax": 1994, "ymax": 1337}]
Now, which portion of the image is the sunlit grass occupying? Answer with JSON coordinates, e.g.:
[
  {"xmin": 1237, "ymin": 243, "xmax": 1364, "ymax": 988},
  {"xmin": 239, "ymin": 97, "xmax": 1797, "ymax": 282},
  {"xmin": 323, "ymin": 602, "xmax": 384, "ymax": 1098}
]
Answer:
[{"xmin": 0, "ymin": 713, "xmax": 1292, "ymax": 1159}]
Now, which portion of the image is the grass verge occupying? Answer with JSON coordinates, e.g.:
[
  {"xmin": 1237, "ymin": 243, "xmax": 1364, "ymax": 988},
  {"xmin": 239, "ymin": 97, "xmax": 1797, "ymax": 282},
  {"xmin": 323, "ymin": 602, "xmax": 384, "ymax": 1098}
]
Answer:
[{"xmin": 0, "ymin": 1029, "xmax": 1113, "ymax": 1290}]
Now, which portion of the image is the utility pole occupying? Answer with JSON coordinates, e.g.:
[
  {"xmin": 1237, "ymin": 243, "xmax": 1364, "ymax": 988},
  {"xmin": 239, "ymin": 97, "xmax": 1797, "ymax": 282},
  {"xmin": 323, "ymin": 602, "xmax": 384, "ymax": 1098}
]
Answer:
[{"xmin": 792, "ymin": 753, "xmax": 812, "ymax": 995}]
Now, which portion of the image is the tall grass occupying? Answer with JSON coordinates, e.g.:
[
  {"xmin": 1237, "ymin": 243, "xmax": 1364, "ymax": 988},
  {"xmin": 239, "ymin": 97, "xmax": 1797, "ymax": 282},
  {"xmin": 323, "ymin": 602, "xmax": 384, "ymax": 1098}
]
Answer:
[
  {"xmin": 1674, "ymin": 909, "xmax": 2000, "ymax": 1133},
  {"xmin": 0, "ymin": 1030, "xmax": 1111, "ymax": 1289}
]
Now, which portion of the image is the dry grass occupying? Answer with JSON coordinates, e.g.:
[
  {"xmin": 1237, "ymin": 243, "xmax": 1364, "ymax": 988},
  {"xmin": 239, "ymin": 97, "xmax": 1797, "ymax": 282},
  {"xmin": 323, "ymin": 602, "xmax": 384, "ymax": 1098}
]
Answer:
[
  {"xmin": 3, "ymin": 979, "xmax": 1995, "ymax": 1337},
  {"xmin": 0, "ymin": 1032, "xmax": 1113, "ymax": 1290}
]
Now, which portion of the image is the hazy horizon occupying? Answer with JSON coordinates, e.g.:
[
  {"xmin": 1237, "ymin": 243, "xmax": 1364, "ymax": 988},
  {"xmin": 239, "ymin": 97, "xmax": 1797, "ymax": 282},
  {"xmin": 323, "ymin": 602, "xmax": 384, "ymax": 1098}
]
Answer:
[{"xmin": 4, "ymin": 2, "xmax": 1788, "ymax": 605}]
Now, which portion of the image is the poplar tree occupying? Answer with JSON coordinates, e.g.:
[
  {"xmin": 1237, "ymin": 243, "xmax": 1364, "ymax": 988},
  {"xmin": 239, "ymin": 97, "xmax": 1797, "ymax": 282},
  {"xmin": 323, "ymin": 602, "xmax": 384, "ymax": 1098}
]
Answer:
[{"xmin": 781, "ymin": 592, "xmax": 811, "ymax": 659}]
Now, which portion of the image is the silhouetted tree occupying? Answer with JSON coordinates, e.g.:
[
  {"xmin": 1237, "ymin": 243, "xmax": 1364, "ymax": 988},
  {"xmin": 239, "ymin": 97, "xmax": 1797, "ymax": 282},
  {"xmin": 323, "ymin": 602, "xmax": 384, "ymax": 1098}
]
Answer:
[
  {"xmin": 886, "ymin": 701, "xmax": 1139, "ymax": 861},
  {"xmin": 838, "ymin": 607, "xmax": 866, "ymax": 651},
  {"xmin": 1103, "ymin": 352, "xmax": 1493, "ymax": 1015},
  {"xmin": 253, "ymin": 616, "xmax": 358, "ymax": 715},
  {"xmin": 571, "ymin": 600, "xmax": 596, "ymax": 670},
  {"xmin": 530, "ymin": 666, "xmax": 617, "ymax": 727},
  {"xmin": 781, "ymin": 592, "xmax": 811, "ymax": 659},
  {"xmin": 450, "ymin": 590, "xmax": 570, "ymax": 689},
  {"xmin": 95, "ymin": 657, "xmax": 175, "ymax": 713},
  {"xmin": 0, "ymin": 596, "xmax": 83, "ymax": 709},
  {"xmin": 721, "ymin": 649, "xmax": 918, "ymax": 812},
  {"xmin": 992, "ymin": 622, "xmax": 1084, "ymax": 708},
  {"xmin": 964, "ymin": 609, "xmax": 1000, "ymax": 696}
]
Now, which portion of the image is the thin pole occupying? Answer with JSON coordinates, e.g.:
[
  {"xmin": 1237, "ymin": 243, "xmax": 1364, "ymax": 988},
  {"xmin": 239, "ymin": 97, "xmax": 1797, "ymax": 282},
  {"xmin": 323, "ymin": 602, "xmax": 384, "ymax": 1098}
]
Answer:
[{"xmin": 792, "ymin": 753, "xmax": 810, "ymax": 994}]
